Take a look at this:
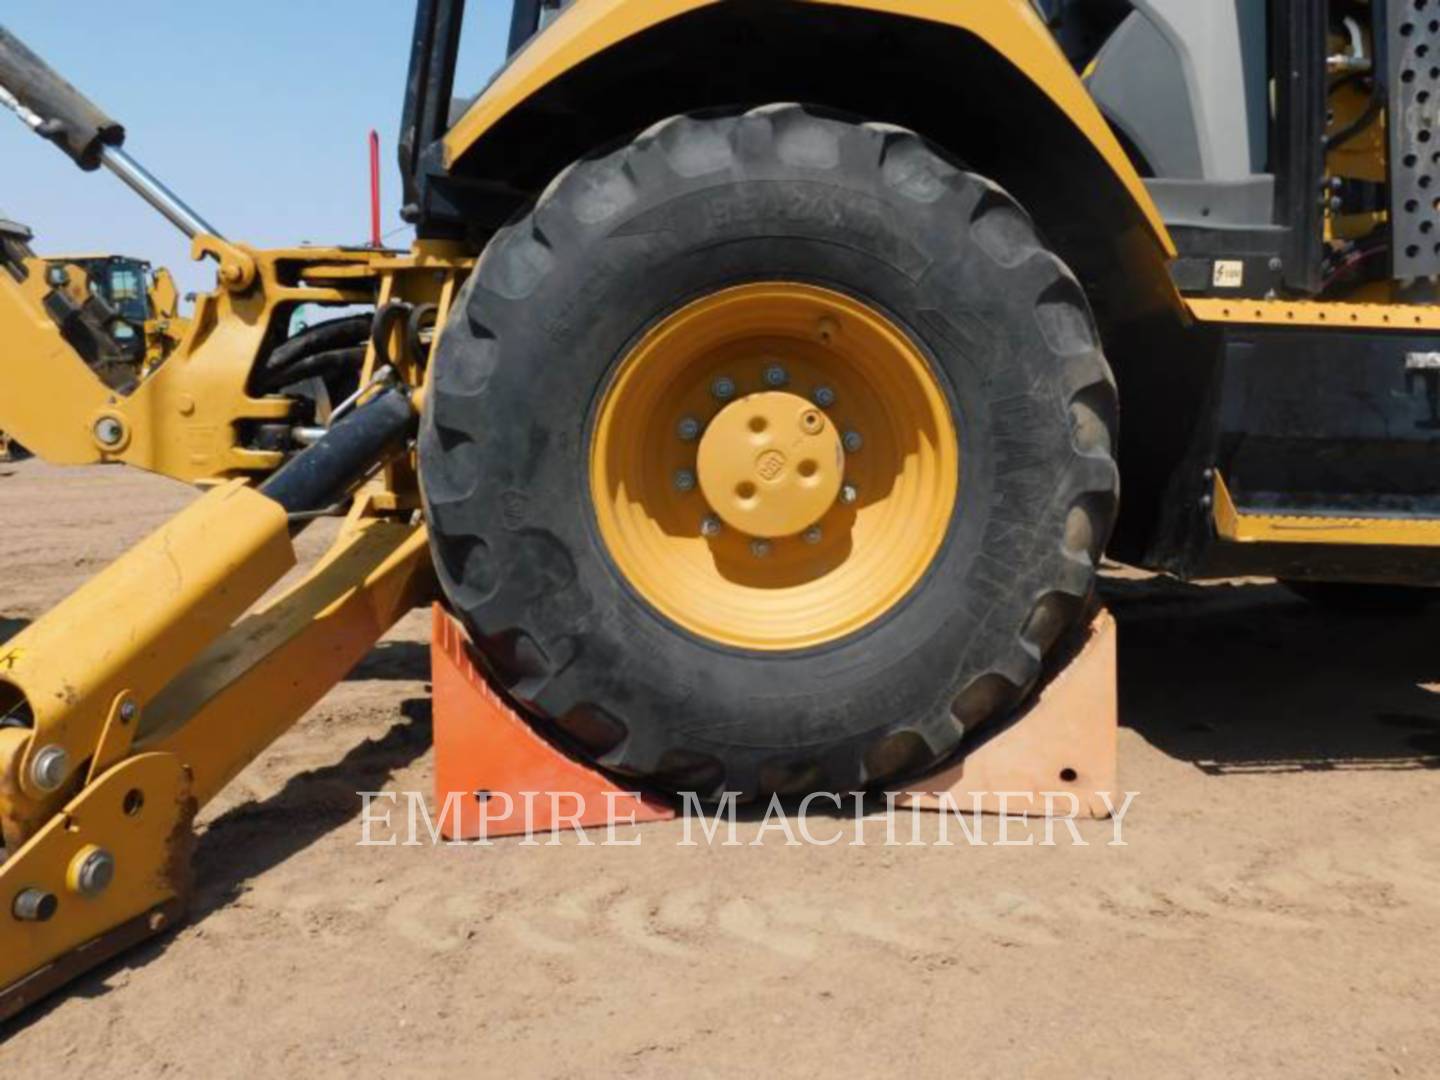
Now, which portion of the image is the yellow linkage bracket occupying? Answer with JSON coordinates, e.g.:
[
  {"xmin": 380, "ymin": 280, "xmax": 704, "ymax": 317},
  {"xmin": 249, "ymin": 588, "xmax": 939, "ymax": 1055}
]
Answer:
[{"xmin": 0, "ymin": 485, "xmax": 433, "ymax": 1021}]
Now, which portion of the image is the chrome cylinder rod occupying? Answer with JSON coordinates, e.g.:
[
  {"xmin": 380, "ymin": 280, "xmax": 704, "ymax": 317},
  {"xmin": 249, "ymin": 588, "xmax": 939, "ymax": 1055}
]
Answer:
[
  {"xmin": 2, "ymin": 80, "xmax": 221, "ymax": 240},
  {"xmin": 97, "ymin": 144, "xmax": 222, "ymax": 239}
]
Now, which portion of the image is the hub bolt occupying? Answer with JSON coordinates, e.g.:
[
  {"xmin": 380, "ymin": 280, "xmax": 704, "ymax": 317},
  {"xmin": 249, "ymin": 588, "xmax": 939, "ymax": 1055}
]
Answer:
[
  {"xmin": 763, "ymin": 364, "xmax": 789, "ymax": 388},
  {"xmin": 30, "ymin": 745, "xmax": 70, "ymax": 792},
  {"xmin": 12, "ymin": 888, "xmax": 57, "ymax": 923},
  {"xmin": 840, "ymin": 484, "xmax": 859, "ymax": 506},
  {"xmin": 843, "ymin": 430, "xmax": 864, "ymax": 454},
  {"xmin": 711, "ymin": 376, "xmax": 736, "ymax": 402},
  {"xmin": 812, "ymin": 386, "xmax": 836, "ymax": 408},
  {"xmin": 676, "ymin": 416, "xmax": 702, "ymax": 442},
  {"xmin": 803, "ymin": 526, "xmax": 823, "ymax": 545},
  {"xmin": 701, "ymin": 515, "xmax": 723, "ymax": 538},
  {"xmin": 750, "ymin": 539, "xmax": 772, "ymax": 559},
  {"xmin": 673, "ymin": 469, "xmax": 697, "ymax": 493}
]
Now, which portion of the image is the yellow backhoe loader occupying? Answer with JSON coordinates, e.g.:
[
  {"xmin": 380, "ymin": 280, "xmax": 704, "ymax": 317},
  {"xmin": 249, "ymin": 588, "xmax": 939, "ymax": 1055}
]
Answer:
[{"xmin": 1, "ymin": 0, "xmax": 1437, "ymax": 1020}]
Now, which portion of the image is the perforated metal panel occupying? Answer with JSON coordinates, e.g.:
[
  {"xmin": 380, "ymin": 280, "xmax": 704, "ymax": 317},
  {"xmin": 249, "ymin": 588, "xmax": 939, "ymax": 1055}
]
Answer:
[{"xmin": 1388, "ymin": 0, "xmax": 1440, "ymax": 278}]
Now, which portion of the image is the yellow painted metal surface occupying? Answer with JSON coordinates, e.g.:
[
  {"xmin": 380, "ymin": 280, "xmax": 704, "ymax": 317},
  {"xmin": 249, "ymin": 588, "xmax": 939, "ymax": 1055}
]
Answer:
[
  {"xmin": 0, "ymin": 752, "xmax": 192, "ymax": 1018},
  {"xmin": 697, "ymin": 391, "xmax": 843, "ymax": 538},
  {"xmin": 0, "ymin": 483, "xmax": 291, "ymax": 839},
  {"xmin": 1188, "ymin": 296, "xmax": 1440, "ymax": 331},
  {"xmin": 1212, "ymin": 472, "xmax": 1440, "ymax": 547},
  {"xmin": 141, "ymin": 506, "xmax": 433, "ymax": 808},
  {"xmin": 443, "ymin": 0, "xmax": 1172, "ymax": 256},
  {"xmin": 0, "ymin": 239, "xmax": 471, "ymax": 485},
  {"xmin": 590, "ymin": 282, "xmax": 958, "ymax": 651}
]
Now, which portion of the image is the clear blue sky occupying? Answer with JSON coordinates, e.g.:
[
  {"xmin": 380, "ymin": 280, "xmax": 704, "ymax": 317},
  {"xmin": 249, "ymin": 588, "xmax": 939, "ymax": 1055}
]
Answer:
[{"xmin": 1, "ymin": 1, "xmax": 511, "ymax": 295}]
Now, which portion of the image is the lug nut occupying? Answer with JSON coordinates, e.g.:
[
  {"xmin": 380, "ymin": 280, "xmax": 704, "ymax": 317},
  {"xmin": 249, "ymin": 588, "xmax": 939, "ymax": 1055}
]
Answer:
[
  {"xmin": 701, "ymin": 515, "xmax": 723, "ymax": 538},
  {"xmin": 71, "ymin": 847, "xmax": 116, "ymax": 897},
  {"xmin": 676, "ymin": 416, "xmax": 701, "ymax": 442},
  {"xmin": 840, "ymin": 484, "xmax": 859, "ymax": 506},
  {"xmin": 12, "ymin": 888, "xmax": 57, "ymax": 922},
  {"xmin": 812, "ymin": 386, "xmax": 836, "ymax": 408},
  {"xmin": 673, "ymin": 469, "xmax": 697, "ymax": 493},
  {"xmin": 803, "ymin": 526, "xmax": 823, "ymax": 545},
  {"xmin": 711, "ymin": 376, "xmax": 736, "ymax": 402},
  {"xmin": 843, "ymin": 430, "xmax": 864, "ymax": 454},
  {"xmin": 763, "ymin": 364, "xmax": 789, "ymax": 388},
  {"xmin": 30, "ymin": 745, "xmax": 70, "ymax": 792},
  {"xmin": 750, "ymin": 539, "xmax": 772, "ymax": 558}
]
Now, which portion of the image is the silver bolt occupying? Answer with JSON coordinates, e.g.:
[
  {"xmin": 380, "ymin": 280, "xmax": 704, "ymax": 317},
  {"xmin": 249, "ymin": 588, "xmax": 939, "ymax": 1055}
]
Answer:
[
  {"xmin": 119, "ymin": 700, "xmax": 138, "ymax": 723},
  {"xmin": 676, "ymin": 416, "xmax": 701, "ymax": 442},
  {"xmin": 750, "ymin": 539, "xmax": 772, "ymax": 558},
  {"xmin": 673, "ymin": 469, "xmax": 696, "ymax": 493},
  {"xmin": 803, "ymin": 526, "xmax": 823, "ymax": 545},
  {"xmin": 763, "ymin": 364, "xmax": 789, "ymax": 388},
  {"xmin": 842, "ymin": 430, "xmax": 864, "ymax": 454},
  {"xmin": 812, "ymin": 386, "xmax": 836, "ymax": 408},
  {"xmin": 73, "ymin": 848, "xmax": 116, "ymax": 897},
  {"xmin": 30, "ymin": 745, "xmax": 70, "ymax": 792},
  {"xmin": 840, "ymin": 484, "xmax": 859, "ymax": 506},
  {"xmin": 12, "ymin": 888, "xmax": 57, "ymax": 922},
  {"xmin": 711, "ymin": 376, "xmax": 736, "ymax": 402},
  {"xmin": 701, "ymin": 515, "xmax": 723, "ymax": 538},
  {"xmin": 93, "ymin": 417, "xmax": 124, "ymax": 447}
]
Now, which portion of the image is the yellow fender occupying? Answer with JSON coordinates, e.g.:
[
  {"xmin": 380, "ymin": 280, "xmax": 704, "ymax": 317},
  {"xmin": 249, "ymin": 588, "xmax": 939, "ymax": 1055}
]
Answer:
[{"xmin": 445, "ymin": 0, "xmax": 1174, "ymax": 257}]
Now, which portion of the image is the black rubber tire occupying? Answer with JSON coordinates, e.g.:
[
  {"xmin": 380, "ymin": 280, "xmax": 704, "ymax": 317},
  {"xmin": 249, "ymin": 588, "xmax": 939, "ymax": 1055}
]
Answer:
[
  {"xmin": 420, "ymin": 105, "xmax": 1119, "ymax": 801},
  {"xmin": 1282, "ymin": 580, "xmax": 1438, "ymax": 615}
]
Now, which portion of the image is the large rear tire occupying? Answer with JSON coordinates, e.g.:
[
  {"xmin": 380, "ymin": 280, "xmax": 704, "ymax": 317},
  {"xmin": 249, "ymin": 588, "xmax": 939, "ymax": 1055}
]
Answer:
[{"xmin": 420, "ymin": 105, "xmax": 1119, "ymax": 800}]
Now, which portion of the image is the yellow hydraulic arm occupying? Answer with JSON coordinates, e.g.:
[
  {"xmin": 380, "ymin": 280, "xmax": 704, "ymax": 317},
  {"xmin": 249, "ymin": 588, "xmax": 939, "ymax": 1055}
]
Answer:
[{"xmin": 0, "ymin": 429, "xmax": 434, "ymax": 1021}]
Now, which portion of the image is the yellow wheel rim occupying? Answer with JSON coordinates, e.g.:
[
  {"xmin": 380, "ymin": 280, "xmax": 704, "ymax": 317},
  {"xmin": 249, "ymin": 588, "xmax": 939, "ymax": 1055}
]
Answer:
[{"xmin": 590, "ymin": 282, "xmax": 959, "ymax": 651}]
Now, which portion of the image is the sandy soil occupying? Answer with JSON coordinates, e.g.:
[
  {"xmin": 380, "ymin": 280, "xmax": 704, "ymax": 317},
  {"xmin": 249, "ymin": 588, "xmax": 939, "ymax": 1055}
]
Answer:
[{"xmin": 1, "ymin": 459, "xmax": 1438, "ymax": 1077}]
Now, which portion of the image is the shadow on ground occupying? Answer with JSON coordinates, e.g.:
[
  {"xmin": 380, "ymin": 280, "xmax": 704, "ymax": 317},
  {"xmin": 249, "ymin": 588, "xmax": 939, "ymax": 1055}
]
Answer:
[
  {"xmin": 0, "ymin": 618, "xmax": 29, "ymax": 647},
  {"xmin": 347, "ymin": 639, "xmax": 430, "ymax": 682},
  {"xmin": 1104, "ymin": 575, "xmax": 1440, "ymax": 773}
]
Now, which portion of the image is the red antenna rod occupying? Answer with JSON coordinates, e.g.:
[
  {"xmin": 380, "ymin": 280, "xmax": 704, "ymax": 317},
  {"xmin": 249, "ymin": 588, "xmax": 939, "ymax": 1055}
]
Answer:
[{"xmin": 368, "ymin": 129, "xmax": 382, "ymax": 248}]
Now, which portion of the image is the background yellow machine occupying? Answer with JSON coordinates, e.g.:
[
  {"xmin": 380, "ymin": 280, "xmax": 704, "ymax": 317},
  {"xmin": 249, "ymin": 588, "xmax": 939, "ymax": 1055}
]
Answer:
[{"xmin": 1, "ymin": 0, "xmax": 1437, "ymax": 1019}]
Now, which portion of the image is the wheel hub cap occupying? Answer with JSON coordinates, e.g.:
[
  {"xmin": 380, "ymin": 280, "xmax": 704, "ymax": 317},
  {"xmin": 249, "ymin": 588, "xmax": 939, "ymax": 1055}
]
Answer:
[{"xmin": 697, "ymin": 391, "xmax": 843, "ymax": 538}]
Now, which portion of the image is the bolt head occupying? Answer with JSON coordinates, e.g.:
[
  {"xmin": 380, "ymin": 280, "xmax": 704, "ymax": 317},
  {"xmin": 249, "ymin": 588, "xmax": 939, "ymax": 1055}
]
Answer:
[
  {"xmin": 30, "ymin": 745, "xmax": 70, "ymax": 792},
  {"xmin": 701, "ymin": 515, "xmax": 723, "ymax": 538},
  {"xmin": 842, "ymin": 430, "xmax": 864, "ymax": 454},
  {"xmin": 840, "ymin": 484, "xmax": 859, "ymax": 506},
  {"xmin": 119, "ymin": 700, "xmax": 138, "ymax": 723},
  {"xmin": 763, "ymin": 364, "xmax": 789, "ymax": 388},
  {"xmin": 711, "ymin": 376, "xmax": 736, "ymax": 401},
  {"xmin": 673, "ymin": 469, "xmax": 697, "ymax": 493},
  {"xmin": 750, "ymin": 539, "xmax": 772, "ymax": 558},
  {"xmin": 93, "ymin": 418, "xmax": 124, "ymax": 447},
  {"xmin": 812, "ymin": 386, "xmax": 836, "ymax": 408},
  {"xmin": 676, "ymin": 416, "xmax": 702, "ymax": 442},
  {"xmin": 803, "ymin": 526, "xmax": 823, "ymax": 545},
  {"xmin": 73, "ymin": 848, "xmax": 115, "ymax": 897},
  {"xmin": 12, "ymin": 888, "xmax": 57, "ymax": 923}
]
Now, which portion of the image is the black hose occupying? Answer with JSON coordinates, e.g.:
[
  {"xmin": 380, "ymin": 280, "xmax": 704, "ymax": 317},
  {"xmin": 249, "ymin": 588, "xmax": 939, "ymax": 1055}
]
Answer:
[
  {"xmin": 260, "ymin": 314, "xmax": 370, "ymax": 379},
  {"xmin": 1327, "ymin": 74, "xmax": 1383, "ymax": 152},
  {"xmin": 254, "ymin": 346, "xmax": 365, "ymax": 394}
]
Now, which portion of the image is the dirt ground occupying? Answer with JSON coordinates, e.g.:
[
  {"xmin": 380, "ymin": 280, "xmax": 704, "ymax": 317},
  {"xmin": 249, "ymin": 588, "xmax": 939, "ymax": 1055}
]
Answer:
[{"xmin": 1, "ymin": 459, "xmax": 1438, "ymax": 1077}]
